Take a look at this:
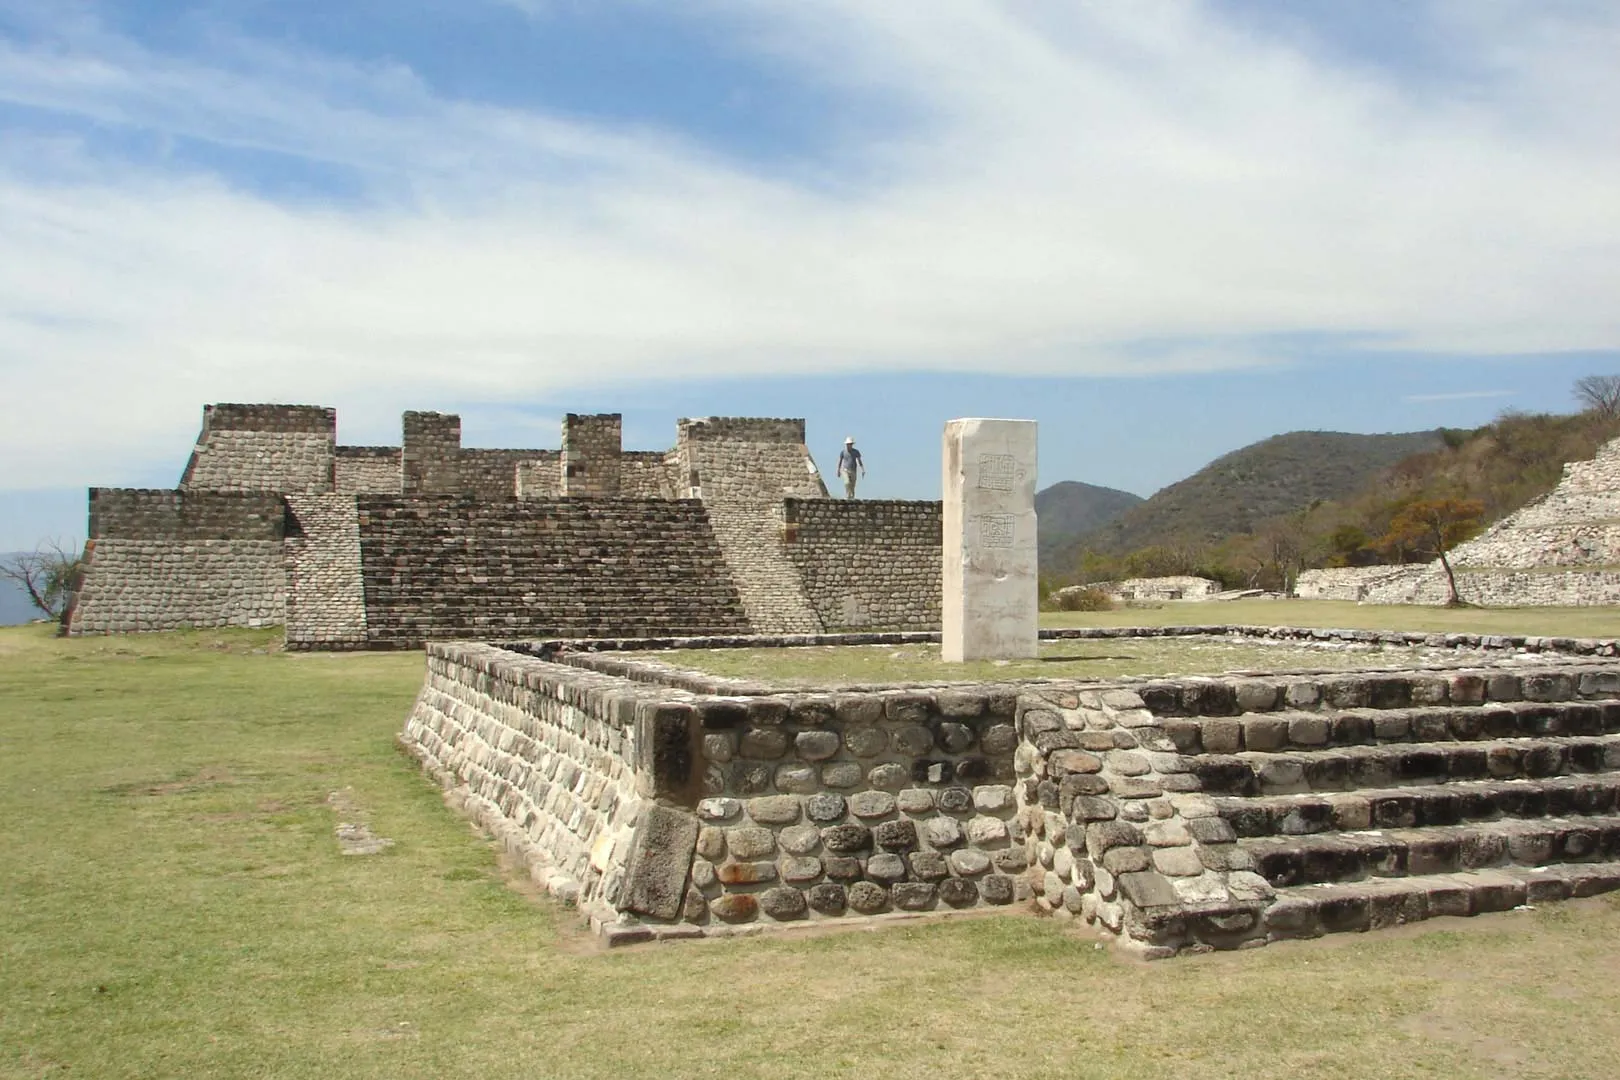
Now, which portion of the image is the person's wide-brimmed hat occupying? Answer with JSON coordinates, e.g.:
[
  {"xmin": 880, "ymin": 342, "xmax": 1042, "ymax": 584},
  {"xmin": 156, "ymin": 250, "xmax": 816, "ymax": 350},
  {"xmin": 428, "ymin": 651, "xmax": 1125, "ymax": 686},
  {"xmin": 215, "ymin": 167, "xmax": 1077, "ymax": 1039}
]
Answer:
[{"xmin": 844, "ymin": 436, "xmax": 854, "ymax": 444}]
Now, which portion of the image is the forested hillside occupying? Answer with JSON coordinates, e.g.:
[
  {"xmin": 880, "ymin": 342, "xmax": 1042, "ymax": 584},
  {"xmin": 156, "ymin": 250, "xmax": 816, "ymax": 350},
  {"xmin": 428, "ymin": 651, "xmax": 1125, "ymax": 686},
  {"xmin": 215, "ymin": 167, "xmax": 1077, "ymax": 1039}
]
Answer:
[
  {"xmin": 1042, "ymin": 393, "xmax": 1620, "ymax": 593},
  {"xmin": 1034, "ymin": 481, "xmax": 1143, "ymax": 564}
]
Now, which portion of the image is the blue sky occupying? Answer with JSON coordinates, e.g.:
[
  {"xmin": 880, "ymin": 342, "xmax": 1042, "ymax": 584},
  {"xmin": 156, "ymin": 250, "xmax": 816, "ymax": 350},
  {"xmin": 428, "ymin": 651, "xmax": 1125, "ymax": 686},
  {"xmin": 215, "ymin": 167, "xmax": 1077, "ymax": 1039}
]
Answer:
[{"xmin": 1, "ymin": 0, "xmax": 1617, "ymax": 551}]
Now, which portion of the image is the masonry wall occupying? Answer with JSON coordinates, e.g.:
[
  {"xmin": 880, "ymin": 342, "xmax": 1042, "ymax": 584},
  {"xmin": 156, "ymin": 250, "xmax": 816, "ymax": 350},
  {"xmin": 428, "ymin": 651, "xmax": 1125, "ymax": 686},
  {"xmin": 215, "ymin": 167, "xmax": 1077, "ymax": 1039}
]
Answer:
[
  {"xmin": 561, "ymin": 414, "xmax": 623, "ymax": 497},
  {"xmin": 515, "ymin": 454, "xmax": 564, "ymax": 498},
  {"xmin": 400, "ymin": 644, "xmax": 1032, "ymax": 941},
  {"xmin": 180, "ymin": 404, "xmax": 336, "ymax": 494},
  {"xmin": 333, "ymin": 447, "xmax": 401, "ymax": 494},
  {"xmin": 677, "ymin": 417, "xmax": 828, "ymax": 634},
  {"xmin": 400, "ymin": 644, "xmax": 657, "ymax": 923},
  {"xmin": 354, "ymin": 497, "xmax": 752, "ymax": 648},
  {"xmin": 67, "ymin": 489, "xmax": 288, "ymax": 634},
  {"xmin": 284, "ymin": 495, "xmax": 367, "ymax": 649},
  {"xmin": 784, "ymin": 499, "xmax": 942, "ymax": 631},
  {"xmin": 620, "ymin": 452, "xmax": 677, "ymax": 499}
]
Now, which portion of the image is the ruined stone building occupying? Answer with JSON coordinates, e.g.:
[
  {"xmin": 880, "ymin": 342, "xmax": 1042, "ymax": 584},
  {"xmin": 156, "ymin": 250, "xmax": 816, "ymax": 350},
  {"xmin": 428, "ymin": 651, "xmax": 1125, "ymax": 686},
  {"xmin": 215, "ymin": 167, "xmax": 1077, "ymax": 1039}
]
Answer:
[
  {"xmin": 65, "ymin": 404, "xmax": 943, "ymax": 647},
  {"xmin": 1298, "ymin": 434, "xmax": 1620, "ymax": 606}
]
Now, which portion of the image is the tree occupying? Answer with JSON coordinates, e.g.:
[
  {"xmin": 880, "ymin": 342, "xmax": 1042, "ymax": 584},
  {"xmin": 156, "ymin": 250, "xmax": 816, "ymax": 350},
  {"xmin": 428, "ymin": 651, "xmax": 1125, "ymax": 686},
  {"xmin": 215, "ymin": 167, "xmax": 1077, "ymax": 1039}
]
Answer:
[
  {"xmin": 1573, "ymin": 375, "xmax": 1620, "ymax": 419},
  {"xmin": 0, "ymin": 541, "xmax": 85, "ymax": 620},
  {"xmin": 1378, "ymin": 498, "xmax": 1484, "ymax": 606}
]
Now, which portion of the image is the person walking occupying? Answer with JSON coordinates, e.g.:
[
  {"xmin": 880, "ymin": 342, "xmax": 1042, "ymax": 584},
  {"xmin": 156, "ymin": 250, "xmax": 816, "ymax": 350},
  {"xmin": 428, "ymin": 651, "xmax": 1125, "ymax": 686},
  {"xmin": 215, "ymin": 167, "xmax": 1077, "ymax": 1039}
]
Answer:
[{"xmin": 836, "ymin": 436, "xmax": 865, "ymax": 499}]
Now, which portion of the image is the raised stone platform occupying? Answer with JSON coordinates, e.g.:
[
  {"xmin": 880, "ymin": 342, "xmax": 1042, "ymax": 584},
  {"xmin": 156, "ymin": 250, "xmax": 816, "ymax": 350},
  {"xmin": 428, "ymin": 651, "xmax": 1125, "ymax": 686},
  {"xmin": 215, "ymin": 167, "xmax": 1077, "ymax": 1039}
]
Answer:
[{"xmin": 398, "ymin": 624, "xmax": 1620, "ymax": 954}]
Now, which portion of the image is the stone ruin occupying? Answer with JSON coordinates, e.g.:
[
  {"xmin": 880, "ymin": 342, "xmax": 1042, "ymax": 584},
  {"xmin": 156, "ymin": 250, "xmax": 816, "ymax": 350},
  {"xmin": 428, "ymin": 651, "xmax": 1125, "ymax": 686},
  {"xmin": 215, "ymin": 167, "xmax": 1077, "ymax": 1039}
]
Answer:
[
  {"xmin": 63, "ymin": 404, "xmax": 944, "ymax": 647},
  {"xmin": 1298, "ymin": 433, "xmax": 1620, "ymax": 606},
  {"xmin": 399, "ymin": 625, "xmax": 1620, "ymax": 953}
]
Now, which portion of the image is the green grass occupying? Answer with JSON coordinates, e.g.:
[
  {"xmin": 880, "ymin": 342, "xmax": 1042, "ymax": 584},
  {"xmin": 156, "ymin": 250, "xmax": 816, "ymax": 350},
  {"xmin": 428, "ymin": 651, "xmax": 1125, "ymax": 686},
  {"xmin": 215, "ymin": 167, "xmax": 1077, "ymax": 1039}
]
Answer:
[
  {"xmin": 1042, "ymin": 597, "xmax": 1620, "ymax": 638},
  {"xmin": 649, "ymin": 600, "xmax": 1620, "ymax": 686},
  {"xmin": 642, "ymin": 637, "xmax": 1478, "ymax": 687},
  {"xmin": 5, "ymin": 622, "xmax": 1620, "ymax": 1079}
]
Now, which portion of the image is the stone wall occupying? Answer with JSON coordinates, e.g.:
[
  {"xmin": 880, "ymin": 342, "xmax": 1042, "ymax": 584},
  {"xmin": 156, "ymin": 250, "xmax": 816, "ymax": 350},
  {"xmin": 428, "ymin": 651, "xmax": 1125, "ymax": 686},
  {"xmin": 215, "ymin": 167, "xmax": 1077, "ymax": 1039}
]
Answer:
[
  {"xmin": 1304, "ymin": 435, "xmax": 1620, "ymax": 606},
  {"xmin": 401, "ymin": 411, "xmax": 462, "ymax": 494},
  {"xmin": 400, "ymin": 644, "xmax": 660, "ymax": 925},
  {"xmin": 783, "ymin": 499, "xmax": 943, "ymax": 631},
  {"xmin": 180, "ymin": 404, "xmax": 336, "ymax": 494},
  {"xmin": 1295, "ymin": 566, "xmax": 1425, "ymax": 601},
  {"xmin": 620, "ymin": 452, "xmax": 677, "ymax": 499},
  {"xmin": 334, "ymin": 447, "xmax": 401, "ymax": 494},
  {"xmin": 66, "ymin": 489, "xmax": 288, "ymax": 634},
  {"xmin": 401, "ymin": 643, "xmax": 1031, "ymax": 942},
  {"xmin": 676, "ymin": 417, "xmax": 827, "ymax": 634},
  {"xmin": 355, "ymin": 497, "xmax": 752, "ymax": 648},
  {"xmin": 284, "ymin": 495, "xmax": 367, "ymax": 649},
  {"xmin": 562, "ymin": 414, "xmax": 623, "ymax": 497},
  {"xmin": 515, "ymin": 454, "xmax": 564, "ymax": 498}
]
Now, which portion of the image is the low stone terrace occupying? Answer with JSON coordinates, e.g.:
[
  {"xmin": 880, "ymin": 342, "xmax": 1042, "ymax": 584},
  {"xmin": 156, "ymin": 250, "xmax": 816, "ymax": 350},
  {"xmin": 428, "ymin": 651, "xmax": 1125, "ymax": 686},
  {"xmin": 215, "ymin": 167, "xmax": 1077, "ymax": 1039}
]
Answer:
[{"xmin": 401, "ymin": 624, "xmax": 1620, "ymax": 955}]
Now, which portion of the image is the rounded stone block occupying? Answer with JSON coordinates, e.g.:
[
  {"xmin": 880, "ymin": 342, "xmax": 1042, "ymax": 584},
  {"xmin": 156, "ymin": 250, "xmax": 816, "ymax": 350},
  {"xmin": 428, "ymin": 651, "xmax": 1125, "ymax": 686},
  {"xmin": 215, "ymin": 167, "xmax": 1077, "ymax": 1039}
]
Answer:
[
  {"xmin": 866, "ymin": 853, "xmax": 908, "ymax": 882},
  {"xmin": 939, "ymin": 877, "xmax": 979, "ymax": 908},
  {"xmin": 807, "ymin": 882, "xmax": 848, "ymax": 915},
  {"xmin": 795, "ymin": 730, "xmax": 842, "ymax": 762},
  {"xmin": 804, "ymin": 793, "xmax": 846, "ymax": 823},
  {"xmin": 850, "ymin": 791, "xmax": 897, "ymax": 819},
  {"xmin": 848, "ymin": 881, "xmax": 889, "ymax": 914},
  {"xmin": 892, "ymin": 882, "xmax": 937, "ymax": 911},
  {"xmin": 760, "ymin": 887, "xmax": 809, "ymax": 920},
  {"xmin": 821, "ymin": 824, "xmax": 873, "ymax": 853},
  {"xmin": 779, "ymin": 824, "xmax": 822, "ymax": 855},
  {"xmin": 711, "ymin": 894, "xmax": 759, "ymax": 923},
  {"xmin": 845, "ymin": 727, "xmax": 888, "ymax": 758},
  {"xmin": 747, "ymin": 795, "xmax": 802, "ymax": 825}
]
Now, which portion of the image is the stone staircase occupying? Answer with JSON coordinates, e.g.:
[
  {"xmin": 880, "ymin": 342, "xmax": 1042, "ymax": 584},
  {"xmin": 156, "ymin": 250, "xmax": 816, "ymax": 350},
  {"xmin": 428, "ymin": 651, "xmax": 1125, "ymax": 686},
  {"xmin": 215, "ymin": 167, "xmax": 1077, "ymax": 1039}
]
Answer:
[{"xmin": 1157, "ymin": 667, "xmax": 1620, "ymax": 941}]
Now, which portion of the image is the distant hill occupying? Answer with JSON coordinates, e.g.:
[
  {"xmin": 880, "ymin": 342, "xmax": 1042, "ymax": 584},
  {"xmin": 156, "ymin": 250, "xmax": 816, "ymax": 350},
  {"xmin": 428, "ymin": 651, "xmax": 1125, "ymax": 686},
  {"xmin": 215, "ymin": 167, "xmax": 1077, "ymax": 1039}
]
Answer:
[
  {"xmin": 0, "ymin": 558, "xmax": 41, "ymax": 626},
  {"xmin": 1035, "ymin": 481, "xmax": 1144, "ymax": 565},
  {"xmin": 1049, "ymin": 430, "xmax": 1446, "ymax": 568}
]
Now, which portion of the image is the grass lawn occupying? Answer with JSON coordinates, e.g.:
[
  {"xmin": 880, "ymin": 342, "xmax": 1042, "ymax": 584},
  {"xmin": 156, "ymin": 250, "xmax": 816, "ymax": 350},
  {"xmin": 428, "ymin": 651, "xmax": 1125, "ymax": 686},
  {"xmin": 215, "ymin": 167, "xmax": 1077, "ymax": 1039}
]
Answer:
[
  {"xmin": 646, "ymin": 600, "xmax": 1620, "ymax": 686},
  {"xmin": 1042, "ymin": 597, "xmax": 1620, "ymax": 638},
  {"xmin": 3, "ymin": 621, "xmax": 1620, "ymax": 1079}
]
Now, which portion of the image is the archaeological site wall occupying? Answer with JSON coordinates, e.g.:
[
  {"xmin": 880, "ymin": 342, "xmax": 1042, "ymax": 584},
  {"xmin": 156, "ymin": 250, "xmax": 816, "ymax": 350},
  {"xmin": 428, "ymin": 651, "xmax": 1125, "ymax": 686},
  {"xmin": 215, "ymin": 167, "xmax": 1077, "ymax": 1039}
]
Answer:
[
  {"xmin": 67, "ymin": 403, "xmax": 946, "ymax": 646},
  {"xmin": 673, "ymin": 418, "xmax": 829, "ymax": 635},
  {"xmin": 400, "ymin": 627, "xmax": 1620, "ymax": 952},
  {"xmin": 350, "ymin": 497, "xmax": 751, "ymax": 649},
  {"xmin": 67, "ymin": 489, "xmax": 289, "ymax": 634},
  {"xmin": 783, "ymin": 499, "xmax": 942, "ymax": 631},
  {"xmin": 180, "ymin": 404, "xmax": 337, "ymax": 494},
  {"xmin": 1301, "ymin": 435, "xmax": 1620, "ymax": 607}
]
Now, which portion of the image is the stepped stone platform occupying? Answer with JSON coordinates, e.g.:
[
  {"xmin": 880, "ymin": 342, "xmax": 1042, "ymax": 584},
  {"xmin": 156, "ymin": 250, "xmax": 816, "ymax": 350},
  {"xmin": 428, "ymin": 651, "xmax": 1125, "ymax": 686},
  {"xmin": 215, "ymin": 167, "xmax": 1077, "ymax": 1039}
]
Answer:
[{"xmin": 398, "ymin": 623, "xmax": 1620, "ymax": 956}]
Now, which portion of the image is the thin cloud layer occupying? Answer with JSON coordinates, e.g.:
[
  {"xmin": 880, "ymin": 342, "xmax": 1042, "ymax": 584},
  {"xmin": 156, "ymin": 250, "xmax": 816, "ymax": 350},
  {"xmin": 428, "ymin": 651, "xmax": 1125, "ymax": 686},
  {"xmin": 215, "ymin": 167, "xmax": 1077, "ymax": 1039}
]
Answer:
[{"xmin": 1, "ymin": 0, "xmax": 1617, "ymax": 486}]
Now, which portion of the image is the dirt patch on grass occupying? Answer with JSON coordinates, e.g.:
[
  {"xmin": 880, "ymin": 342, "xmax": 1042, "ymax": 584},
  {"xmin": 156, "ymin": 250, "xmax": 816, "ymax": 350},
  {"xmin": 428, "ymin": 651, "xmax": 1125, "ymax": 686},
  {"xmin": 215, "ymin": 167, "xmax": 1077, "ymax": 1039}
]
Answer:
[{"xmin": 100, "ymin": 765, "xmax": 238, "ymax": 799}]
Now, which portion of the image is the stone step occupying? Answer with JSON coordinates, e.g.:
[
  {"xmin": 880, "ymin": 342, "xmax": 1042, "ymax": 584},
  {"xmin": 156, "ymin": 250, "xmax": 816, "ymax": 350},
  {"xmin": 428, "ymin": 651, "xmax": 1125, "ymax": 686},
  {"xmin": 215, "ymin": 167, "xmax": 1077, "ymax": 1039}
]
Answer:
[
  {"xmin": 1191, "ymin": 734, "xmax": 1620, "ymax": 797},
  {"xmin": 1244, "ymin": 816, "xmax": 1620, "ymax": 887},
  {"xmin": 1163, "ymin": 699, "xmax": 1620, "ymax": 755},
  {"xmin": 1265, "ymin": 861, "xmax": 1620, "ymax": 940},
  {"xmin": 1217, "ymin": 773, "xmax": 1620, "ymax": 837}
]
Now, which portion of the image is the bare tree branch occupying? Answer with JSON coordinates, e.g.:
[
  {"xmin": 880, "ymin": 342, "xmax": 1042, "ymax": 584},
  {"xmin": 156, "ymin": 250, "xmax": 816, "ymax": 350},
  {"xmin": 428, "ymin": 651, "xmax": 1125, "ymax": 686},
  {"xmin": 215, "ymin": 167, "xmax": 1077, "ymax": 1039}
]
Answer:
[
  {"xmin": 1573, "ymin": 375, "xmax": 1620, "ymax": 419},
  {"xmin": 0, "ymin": 540, "xmax": 85, "ymax": 619}
]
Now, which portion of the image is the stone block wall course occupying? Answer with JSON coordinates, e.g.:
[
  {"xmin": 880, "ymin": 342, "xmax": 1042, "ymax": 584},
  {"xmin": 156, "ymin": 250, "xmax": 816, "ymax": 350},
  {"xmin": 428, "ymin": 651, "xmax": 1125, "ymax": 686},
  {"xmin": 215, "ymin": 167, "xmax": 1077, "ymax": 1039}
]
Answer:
[
  {"xmin": 561, "ymin": 414, "xmax": 623, "ymax": 497},
  {"xmin": 284, "ymin": 495, "xmax": 367, "ymax": 649},
  {"xmin": 620, "ymin": 452, "xmax": 678, "ymax": 499},
  {"xmin": 400, "ymin": 644, "xmax": 660, "ymax": 922},
  {"xmin": 180, "ymin": 404, "xmax": 337, "ymax": 494},
  {"xmin": 675, "ymin": 419, "xmax": 828, "ymax": 634},
  {"xmin": 333, "ymin": 447, "xmax": 402, "ymax": 494},
  {"xmin": 68, "ymin": 489, "xmax": 291, "ymax": 634},
  {"xmin": 356, "ymin": 497, "xmax": 751, "ymax": 648},
  {"xmin": 784, "ymin": 499, "xmax": 942, "ymax": 631}
]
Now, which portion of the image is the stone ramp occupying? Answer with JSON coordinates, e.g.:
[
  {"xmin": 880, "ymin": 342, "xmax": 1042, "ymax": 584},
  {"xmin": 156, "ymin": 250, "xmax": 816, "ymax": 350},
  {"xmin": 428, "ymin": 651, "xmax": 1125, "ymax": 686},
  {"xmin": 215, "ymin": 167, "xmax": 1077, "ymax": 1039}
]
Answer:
[{"xmin": 1023, "ymin": 662, "xmax": 1620, "ymax": 957}]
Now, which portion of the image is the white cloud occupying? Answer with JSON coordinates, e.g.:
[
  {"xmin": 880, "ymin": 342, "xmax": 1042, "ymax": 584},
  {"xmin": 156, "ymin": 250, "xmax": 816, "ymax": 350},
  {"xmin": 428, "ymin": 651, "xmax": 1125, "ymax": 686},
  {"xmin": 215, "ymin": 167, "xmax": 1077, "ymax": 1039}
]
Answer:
[
  {"xmin": 0, "ymin": 0, "xmax": 1617, "ymax": 487},
  {"xmin": 1402, "ymin": 390, "xmax": 1514, "ymax": 403}
]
